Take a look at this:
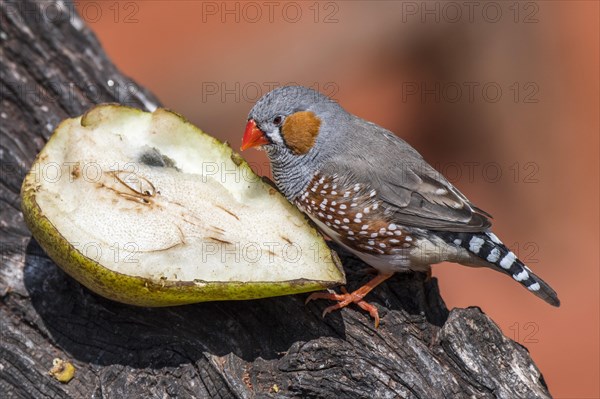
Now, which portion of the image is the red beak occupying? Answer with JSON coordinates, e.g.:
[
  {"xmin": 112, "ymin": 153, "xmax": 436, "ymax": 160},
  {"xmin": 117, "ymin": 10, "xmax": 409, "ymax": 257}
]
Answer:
[{"xmin": 241, "ymin": 119, "xmax": 269, "ymax": 151}]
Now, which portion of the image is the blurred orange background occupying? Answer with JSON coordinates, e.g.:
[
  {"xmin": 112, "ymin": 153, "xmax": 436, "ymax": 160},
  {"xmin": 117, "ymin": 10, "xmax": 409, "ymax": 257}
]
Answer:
[{"xmin": 75, "ymin": 1, "xmax": 599, "ymax": 397}]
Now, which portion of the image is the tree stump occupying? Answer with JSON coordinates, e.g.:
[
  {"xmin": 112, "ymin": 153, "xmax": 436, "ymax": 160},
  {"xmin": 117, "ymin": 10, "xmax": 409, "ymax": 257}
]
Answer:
[{"xmin": 0, "ymin": 2, "xmax": 553, "ymax": 398}]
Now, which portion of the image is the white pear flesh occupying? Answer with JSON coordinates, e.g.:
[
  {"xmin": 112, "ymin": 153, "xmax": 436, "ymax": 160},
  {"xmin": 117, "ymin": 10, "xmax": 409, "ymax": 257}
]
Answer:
[{"xmin": 21, "ymin": 104, "xmax": 344, "ymax": 306}]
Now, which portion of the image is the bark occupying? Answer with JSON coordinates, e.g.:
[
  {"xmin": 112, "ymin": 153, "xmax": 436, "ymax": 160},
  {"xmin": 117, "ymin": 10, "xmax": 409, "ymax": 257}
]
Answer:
[{"xmin": 0, "ymin": 2, "xmax": 552, "ymax": 398}]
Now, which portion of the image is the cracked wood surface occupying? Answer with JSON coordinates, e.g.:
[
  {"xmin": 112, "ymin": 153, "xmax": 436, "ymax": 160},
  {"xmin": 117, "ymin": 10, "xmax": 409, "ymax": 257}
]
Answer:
[{"xmin": 0, "ymin": 1, "xmax": 552, "ymax": 398}]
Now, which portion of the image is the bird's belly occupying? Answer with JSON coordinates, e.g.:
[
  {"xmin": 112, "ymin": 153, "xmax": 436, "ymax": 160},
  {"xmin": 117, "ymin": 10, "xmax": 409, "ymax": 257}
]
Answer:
[
  {"xmin": 307, "ymin": 215, "xmax": 421, "ymax": 273},
  {"xmin": 307, "ymin": 214, "xmax": 469, "ymax": 274}
]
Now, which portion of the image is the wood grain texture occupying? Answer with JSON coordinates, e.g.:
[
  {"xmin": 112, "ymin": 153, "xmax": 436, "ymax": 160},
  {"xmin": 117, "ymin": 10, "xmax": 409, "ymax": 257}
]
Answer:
[{"xmin": 0, "ymin": 2, "xmax": 552, "ymax": 398}]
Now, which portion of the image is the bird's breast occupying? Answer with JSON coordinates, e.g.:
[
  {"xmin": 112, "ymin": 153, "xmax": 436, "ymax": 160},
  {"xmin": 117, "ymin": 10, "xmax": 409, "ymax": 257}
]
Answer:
[
  {"xmin": 295, "ymin": 172, "xmax": 416, "ymax": 258},
  {"xmin": 294, "ymin": 172, "xmax": 474, "ymax": 272}
]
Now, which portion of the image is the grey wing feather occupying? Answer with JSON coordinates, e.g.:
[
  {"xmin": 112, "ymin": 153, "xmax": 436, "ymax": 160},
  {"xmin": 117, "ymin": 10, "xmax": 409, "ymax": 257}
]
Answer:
[
  {"xmin": 377, "ymin": 166, "xmax": 492, "ymax": 232},
  {"xmin": 323, "ymin": 120, "xmax": 492, "ymax": 232}
]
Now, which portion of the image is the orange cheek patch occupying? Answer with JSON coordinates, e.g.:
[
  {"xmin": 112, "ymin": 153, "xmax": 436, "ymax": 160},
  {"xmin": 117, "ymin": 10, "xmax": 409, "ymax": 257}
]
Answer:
[{"xmin": 281, "ymin": 111, "xmax": 321, "ymax": 155}]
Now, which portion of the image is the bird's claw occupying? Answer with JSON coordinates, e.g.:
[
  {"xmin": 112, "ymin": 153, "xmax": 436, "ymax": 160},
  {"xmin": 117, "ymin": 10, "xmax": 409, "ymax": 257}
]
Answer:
[
  {"xmin": 305, "ymin": 289, "xmax": 349, "ymax": 304},
  {"xmin": 305, "ymin": 273, "xmax": 393, "ymax": 328},
  {"xmin": 354, "ymin": 300, "xmax": 381, "ymax": 328},
  {"xmin": 307, "ymin": 288, "xmax": 381, "ymax": 328}
]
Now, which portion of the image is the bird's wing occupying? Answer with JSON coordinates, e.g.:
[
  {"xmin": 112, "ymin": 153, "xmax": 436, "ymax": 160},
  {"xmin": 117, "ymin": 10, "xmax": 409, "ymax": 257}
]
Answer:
[
  {"xmin": 377, "ymin": 166, "xmax": 492, "ymax": 232},
  {"xmin": 321, "ymin": 127, "xmax": 492, "ymax": 232}
]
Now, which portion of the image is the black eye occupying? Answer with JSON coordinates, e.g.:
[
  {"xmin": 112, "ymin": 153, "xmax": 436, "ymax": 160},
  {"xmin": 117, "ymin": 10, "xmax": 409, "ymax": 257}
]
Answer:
[{"xmin": 272, "ymin": 116, "xmax": 283, "ymax": 126}]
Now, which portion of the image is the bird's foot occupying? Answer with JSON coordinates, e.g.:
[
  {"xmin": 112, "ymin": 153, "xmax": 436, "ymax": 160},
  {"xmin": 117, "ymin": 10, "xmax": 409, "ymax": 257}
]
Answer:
[
  {"xmin": 305, "ymin": 273, "xmax": 393, "ymax": 328},
  {"xmin": 306, "ymin": 287, "xmax": 382, "ymax": 327}
]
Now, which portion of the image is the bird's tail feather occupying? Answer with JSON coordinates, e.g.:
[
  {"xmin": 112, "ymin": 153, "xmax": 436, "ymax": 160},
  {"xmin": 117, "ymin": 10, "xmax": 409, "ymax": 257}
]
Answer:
[{"xmin": 439, "ymin": 231, "xmax": 560, "ymax": 307}]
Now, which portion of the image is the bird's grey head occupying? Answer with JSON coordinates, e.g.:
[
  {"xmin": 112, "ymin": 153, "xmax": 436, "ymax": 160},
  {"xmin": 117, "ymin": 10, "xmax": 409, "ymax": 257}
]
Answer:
[{"xmin": 241, "ymin": 86, "xmax": 349, "ymax": 200}]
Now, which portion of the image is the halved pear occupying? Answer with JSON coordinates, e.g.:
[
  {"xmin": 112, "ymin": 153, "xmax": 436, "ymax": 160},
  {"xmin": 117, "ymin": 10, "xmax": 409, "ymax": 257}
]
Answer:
[{"xmin": 21, "ymin": 104, "xmax": 344, "ymax": 306}]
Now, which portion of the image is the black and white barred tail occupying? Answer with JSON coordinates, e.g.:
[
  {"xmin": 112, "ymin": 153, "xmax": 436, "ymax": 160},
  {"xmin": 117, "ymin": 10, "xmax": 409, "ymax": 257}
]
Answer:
[{"xmin": 438, "ymin": 231, "xmax": 560, "ymax": 307}]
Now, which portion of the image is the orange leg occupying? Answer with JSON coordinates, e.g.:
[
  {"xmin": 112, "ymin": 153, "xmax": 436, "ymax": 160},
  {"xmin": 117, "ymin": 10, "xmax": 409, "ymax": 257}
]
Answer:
[{"xmin": 306, "ymin": 272, "xmax": 394, "ymax": 328}]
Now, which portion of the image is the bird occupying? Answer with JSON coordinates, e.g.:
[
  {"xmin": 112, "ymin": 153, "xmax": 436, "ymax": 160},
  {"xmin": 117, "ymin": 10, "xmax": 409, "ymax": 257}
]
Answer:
[{"xmin": 240, "ymin": 86, "xmax": 560, "ymax": 327}]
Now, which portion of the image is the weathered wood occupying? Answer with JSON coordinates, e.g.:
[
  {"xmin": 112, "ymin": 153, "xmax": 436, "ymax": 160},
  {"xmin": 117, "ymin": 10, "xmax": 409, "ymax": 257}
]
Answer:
[{"xmin": 0, "ymin": 1, "xmax": 553, "ymax": 398}]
